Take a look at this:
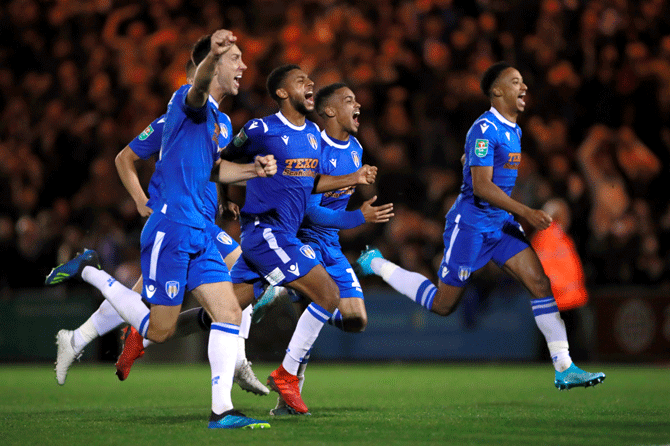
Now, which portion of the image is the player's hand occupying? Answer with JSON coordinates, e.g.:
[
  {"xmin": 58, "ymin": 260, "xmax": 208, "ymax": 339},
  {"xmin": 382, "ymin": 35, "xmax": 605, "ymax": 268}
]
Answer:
[
  {"xmin": 211, "ymin": 29, "xmax": 236, "ymax": 57},
  {"xmin": 360, "ymin": 196, "xmax": 394, "ymax": 223},
  {"xmin": 254, "ymin": 154, "xmax": 277, "ymax": 177},
  {"xmin": 221, "ymin": 200, "xmax": 240, "ymax": 220},
  {"xmin": 525, "ymin": 208, "xmax": 552, "ymax": 230},
  {"xmin": 357, "ymin": 165, "xmax": 378, "ymax": 185},
  {"xmin": 136, "ymin": 200, "xmax": 152, "ymax": 217}
]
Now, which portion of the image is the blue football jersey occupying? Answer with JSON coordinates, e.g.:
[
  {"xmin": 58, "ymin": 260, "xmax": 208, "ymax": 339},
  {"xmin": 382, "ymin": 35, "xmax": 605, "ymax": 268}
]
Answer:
[
  {"xmin": 129, "ymin": 108, "xmax": 232, "ymax": 223},
  {"xmin": 297, "ymin": 130, "xmax": 363, "ymax": 243},
  {"xmin": 449, "ymin": 107, "xmax": 523, "ymax": 232},
  {"xmin": 221, "ymin": 111, "xmax": 321, "ymax": 234},
  {"xmin": 147, "ymin": 85, "xmax": 225, "ymax": 228}
]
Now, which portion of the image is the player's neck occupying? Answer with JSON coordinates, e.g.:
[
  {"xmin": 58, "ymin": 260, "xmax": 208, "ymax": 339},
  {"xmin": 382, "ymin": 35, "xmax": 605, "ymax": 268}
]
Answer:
[
  {"xmin": 324, "ymin": 124, "xmax": 350, "ymax": 142},
  {"xmin": 279, "ymin": 105, "xmax": 306, "ymax": 127},
  {"xmin": 491, "ymin": 102, "xmax": 518, "ymax": 124},
  {"xmin": 209, "ymin": 86, "xmax": 227, "ymax": 105}
]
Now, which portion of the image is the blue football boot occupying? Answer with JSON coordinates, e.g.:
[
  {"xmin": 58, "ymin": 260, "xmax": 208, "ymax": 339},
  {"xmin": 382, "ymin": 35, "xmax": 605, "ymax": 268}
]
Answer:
[
  {"xmin": 554, "ymin": 363, "xmax": 606, "ymax": 390},
  {"xmin": 45, "ymin": 249, "xmax": 101, "ymax": 285},
  {"xmin": 354, "ymin": 245, "xmax": 383, "ymax": 277},
  {"xmin": 208, "ymin": 409, "xmax": 270, "ymax": 429}
]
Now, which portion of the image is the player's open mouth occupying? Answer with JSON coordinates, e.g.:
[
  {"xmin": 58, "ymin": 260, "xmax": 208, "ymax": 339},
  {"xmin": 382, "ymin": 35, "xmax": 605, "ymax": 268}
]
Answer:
[
  {"xmin": 353, "ymin": 109, "xmax": 360, "ymax": 124},
  {"xmin": 518, "ymin": 92, "xmax": 526, "ymax": 107},
  {"xmin": 234, "ymin": 75, "xmax": 242, "ymax": 89},
  {"xmin": 305, "ymin": 91, "xmax": 314, "ymax": 106}
]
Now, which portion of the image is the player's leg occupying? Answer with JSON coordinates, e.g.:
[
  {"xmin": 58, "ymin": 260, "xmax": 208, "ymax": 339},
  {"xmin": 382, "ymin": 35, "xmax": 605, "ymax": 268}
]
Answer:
[
  {"xmin": 54, "ymin": 277, "xmax": 138, "ymax": 385},
  {"xmin": 355, "ymin": 248, "xmax": 467, "ymax": 317},
  {"xmin": 45, "ymin": 249, "xmax": 156, "ymax": 341},
  {"xmin": 497, "ymin": 222, "xmax": 605, "ymax": 389},
  {"xmin": 356, "ymin": 217, "xmax": 486, "ymax": 316},
  {"xmin": 190, "ymin": 280, "xmax": 269, "ymax": 429},
  {"xmin": 335, "ymin": 297, "xmax": 367, "ymax": 332},
  {"xmin": 202, "ymin": 225, "xmax": 268, "ymax": 394},
  {"xmin": 324, "ymin": 250, "xmax": 368, "ymax": 332},
  {"xmin": 187, "ymin": 233, "xmax": 269, "ymax": 429},
  {"xmin": 267, "ymin": 263, "xmax": 338, "ymax": 414}
]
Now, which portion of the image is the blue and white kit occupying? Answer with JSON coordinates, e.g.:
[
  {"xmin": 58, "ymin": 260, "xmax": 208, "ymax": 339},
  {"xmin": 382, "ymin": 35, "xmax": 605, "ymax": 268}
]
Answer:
[
  {"xmin": 221, "ymin": 111, "xmax": 324, "ymax": 287},
  {"xmin": 439, "ymin": 107, "xmax": 530, "ymax": 287},
  {"xmin": 138, "ymin": 86, "xmax": 234, "ymax": 306}
]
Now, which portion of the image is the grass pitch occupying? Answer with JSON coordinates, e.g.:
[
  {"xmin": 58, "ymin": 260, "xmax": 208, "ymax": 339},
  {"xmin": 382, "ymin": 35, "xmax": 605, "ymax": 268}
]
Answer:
[{"xmin": 1, "ymin": 362, "xmax": 668, "ymax": 446}]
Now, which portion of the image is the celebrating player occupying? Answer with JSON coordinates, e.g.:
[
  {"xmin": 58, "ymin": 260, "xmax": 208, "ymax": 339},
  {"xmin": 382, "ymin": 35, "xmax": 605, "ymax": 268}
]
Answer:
[
  {"xmin": 355, "ymin": 62, "xmax": 606, "ymax": 390},
  {"xmin": 219, "ymin": 65, "xmax": 377, "ymax": 415},
  {"xmin": 263, "ymin": 83, "xmax": 394, "ymax": 415},
  {"xmin": 46, "ymin": 29, "xmax": 273, "ymax": 429},
  {"xmin": 52, "ymin": 52, "xmax": 268, "ymax": 396}
]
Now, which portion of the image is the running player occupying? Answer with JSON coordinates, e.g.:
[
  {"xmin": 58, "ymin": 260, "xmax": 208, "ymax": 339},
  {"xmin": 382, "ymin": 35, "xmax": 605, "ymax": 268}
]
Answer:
[
  {"xmin": 355, "ymin": 62, "xmax": 606, "ymax": 390},
  {"xmin": 46, "ymin": 29, "xmax": 273, "ymax": 429},
  {"xmin": 219, "ymin": 65, "xmax": 377, "ymax": 414},
  {"xmin": 53, "ymin": 54, "xmax": 268, "ymax": 395},
  {"xmin": 267, "ymin": 83, "xmax": 394, "ymax": 415}
]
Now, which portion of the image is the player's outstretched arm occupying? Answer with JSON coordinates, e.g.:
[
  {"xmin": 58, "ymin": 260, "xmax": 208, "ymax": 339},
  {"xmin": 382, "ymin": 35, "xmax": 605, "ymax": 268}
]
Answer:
[
  {"xmin": 115, "ymin": 145, "xmax": 152, "ymax": 217},
  {"xmin": 471, "ymin": 165, "xmax": 551, "ymax": 230},
  {"xmin": 313, "ymin": 164, "xmax": 377, "ymax": 193},
  {"xmin": 187, "ymin": 29, "xmax": 236, "ymax": 109},
  {"xmin": 213, "ymin": 155, "xmax": 276, "ymax": 184}
]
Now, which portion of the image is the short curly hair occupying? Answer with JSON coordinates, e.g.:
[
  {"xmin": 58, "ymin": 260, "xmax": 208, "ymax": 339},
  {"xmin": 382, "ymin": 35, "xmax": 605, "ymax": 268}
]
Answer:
[{"xmin": 480, "ymin": 61, "xmax": 512, "ymax": 97}]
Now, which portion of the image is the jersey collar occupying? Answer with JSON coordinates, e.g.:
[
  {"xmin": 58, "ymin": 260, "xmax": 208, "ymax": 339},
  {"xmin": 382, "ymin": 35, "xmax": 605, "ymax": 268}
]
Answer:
[
  {"xmin": 321, "ymin": 130, "xmax": 350, "ymax": 149},
  {"xmin": 208, "ymin": 95, "xmax": 219, "ymax": 108},
  {"xmin": 490, "ymin": 107, "xmax": 517, "ymax": 128},
  {"xmin": 276, "ymin": 111, "xmax": 306, "ymax": 131}
]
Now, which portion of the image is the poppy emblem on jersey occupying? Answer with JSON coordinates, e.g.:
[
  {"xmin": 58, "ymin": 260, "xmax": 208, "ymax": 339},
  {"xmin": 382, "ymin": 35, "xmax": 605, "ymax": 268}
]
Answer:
[
  {"xmin": 458, "ymin": 267, "xmax": 471, "ymax": 282},
  {"xmin": 475, "ymin": 139, "xmax": 488, "ymax": 158},
  {"xmin": 300, "ymin": 245, "xmax": 316, "ymax": 259},
  {"xmin": 233, "ymin": 128, "xmax": 248, "ymax": 147},
  {"xmin": 138, "ymin": 125, "xmax": 154, "ymax": 141},
  {"xmin": 165, "ymin": 281, "xmax": 180, "ymax": 299},
  {"xmin": 216, "ymin": 231, "xmax": 233, "ymax": 245},
  {"xmin": 308, "ymin": 133, "xmax": 318, "ymax": 150},
  {"xmin": 351, "ymin": 151, "xmax": 360, "ymax": 168}
]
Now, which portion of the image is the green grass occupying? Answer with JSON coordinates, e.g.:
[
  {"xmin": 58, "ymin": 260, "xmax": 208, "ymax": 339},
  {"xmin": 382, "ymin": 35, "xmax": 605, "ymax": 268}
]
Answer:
[{"xmin": 0, "ymin": 362, "xmax": 668, "ymax": 446}]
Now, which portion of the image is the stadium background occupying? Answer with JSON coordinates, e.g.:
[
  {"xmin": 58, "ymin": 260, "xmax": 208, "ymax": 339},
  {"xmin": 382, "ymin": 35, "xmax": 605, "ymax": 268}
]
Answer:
[{"xmin": 0, "ymin": 0, "xmax": 669, "ymax": 365}]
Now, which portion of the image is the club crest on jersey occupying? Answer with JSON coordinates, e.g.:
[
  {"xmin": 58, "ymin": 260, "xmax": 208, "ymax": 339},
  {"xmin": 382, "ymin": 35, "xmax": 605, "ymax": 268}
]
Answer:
[
  {"xmin": 300, "ymin": 245, "xmax": 316, "ymax": 259},
  {"xmin": 308, "ymin": 133, "xmax": 318, "ymax": 150},
  {"xmin": 221, "ymin": 125, "xmax": 228, "ymax": 139},
  {"xmin": 475, "ymin": 139, "xmax": 489, "ymax": 158},
  {"xmin": 216, "ymin": 231, "xmax": 233, "ymax": 245},
  {"xmin": 138, "ymin": 125, "xmax": 154, "ymax": 141},
  {"xmin": 351, "ymin": 151, "xmax": 361, "ymax": 168},
  {"xmin": 233, "ymin": 128, "xmax": 248, "ymax": 147},
  {"xmin": 165, "ymin": 281, "xmax": 180, "ymax": 299},
  {"xmin": 458, "ymin": 267, "xmax": 471, "ymax": 282}
]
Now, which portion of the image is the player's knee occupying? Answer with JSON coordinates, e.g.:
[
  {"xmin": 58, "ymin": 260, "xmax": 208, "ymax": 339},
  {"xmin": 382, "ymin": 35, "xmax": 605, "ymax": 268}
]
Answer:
[
  {"xmin": 430, "ymin": 293, "xmax": 460, "ymax": 317},
  {"xmin": 342, "ymin": 314, "xmax": 367, "ymax": 333},
  {"xmin": 146, "ymin": 326, "xmax": 174, "ymax": 344},
  {"xmin": 431, "ymin": 302, "xmax": 457, "ymax": 317}
]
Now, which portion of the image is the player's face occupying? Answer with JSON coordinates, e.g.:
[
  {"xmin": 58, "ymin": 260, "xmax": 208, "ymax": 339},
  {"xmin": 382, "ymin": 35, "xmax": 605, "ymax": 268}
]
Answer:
[
  {"xmin": 282, "ymin": 69, "xmax": 315, "ymax": 116},
  {"xmin": 216, "ymin": 44, "xmax": 247, "ymax": 96},
  {"xmin": 330, "ymin": 87, "xmax": 361, "ymax": 135},
  {"xmin": 497, "ymin": 67, "xmax": 527, "ymax": 114}
]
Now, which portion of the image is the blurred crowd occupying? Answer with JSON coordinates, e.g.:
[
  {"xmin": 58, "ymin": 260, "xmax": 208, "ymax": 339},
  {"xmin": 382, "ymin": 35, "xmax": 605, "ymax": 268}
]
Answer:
[{"xmin": 1, "ymin": 0, "xmax": 669, "ymax": 295}]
